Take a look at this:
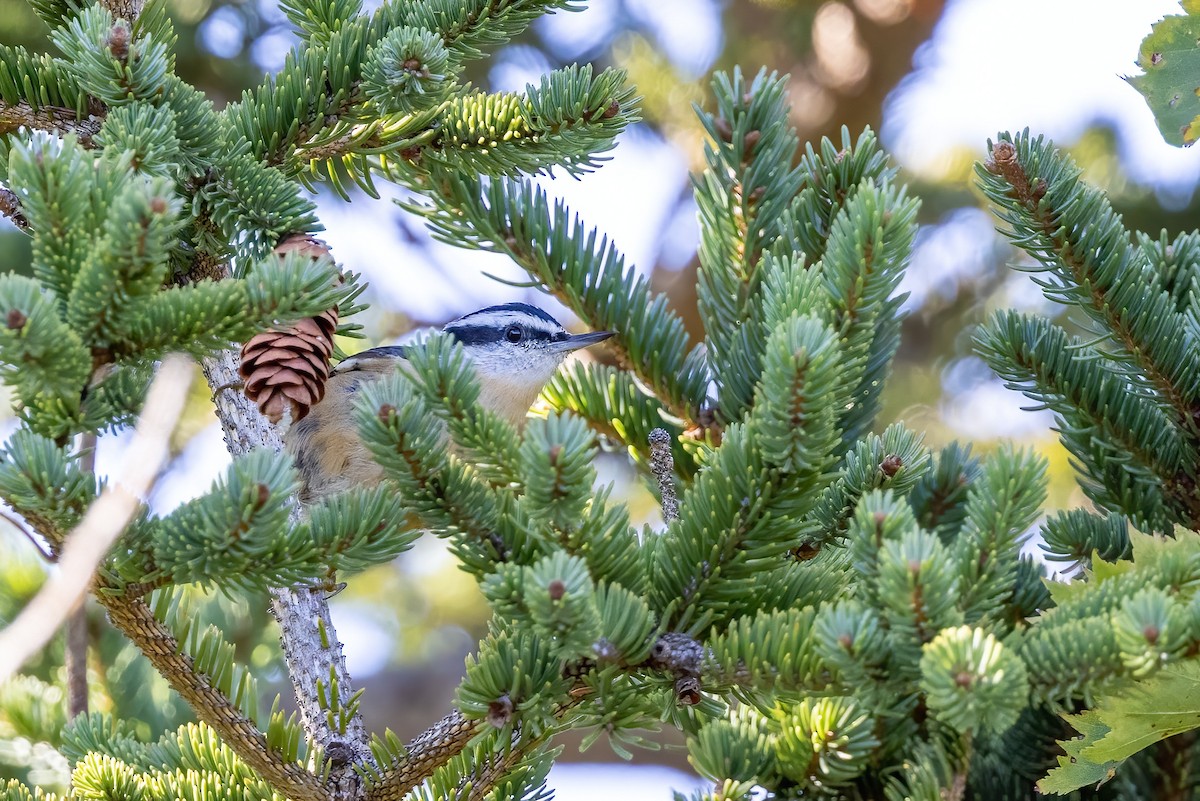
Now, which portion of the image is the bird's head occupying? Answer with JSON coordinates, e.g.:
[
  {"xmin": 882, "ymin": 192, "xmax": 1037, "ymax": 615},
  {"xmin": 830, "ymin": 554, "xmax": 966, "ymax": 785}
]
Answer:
[{"xmin": 443, "ymin": 302, "xmax": 613, "ymax": 390}]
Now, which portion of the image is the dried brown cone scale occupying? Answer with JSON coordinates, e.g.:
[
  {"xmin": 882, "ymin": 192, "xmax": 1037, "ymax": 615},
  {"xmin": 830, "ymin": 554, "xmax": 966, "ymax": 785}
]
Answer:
[{"xmin": 239, "ymin": 234, "xmax": 340, "ymax": 424}]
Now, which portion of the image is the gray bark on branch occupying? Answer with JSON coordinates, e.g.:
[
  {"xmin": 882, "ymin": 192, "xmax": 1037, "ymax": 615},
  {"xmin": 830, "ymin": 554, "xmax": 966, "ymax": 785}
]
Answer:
[
  {"xmin": 0, "ymin": 103, "xmax": 104, "ymax": 146},
  {"xmin": 100, "ymin": 593, "xmax": 327, "ymax": 801},
  {"xmin": 99, "ymin": 0, "xmax": 144, "ymax": 20},
  {"xmin": 202, "ymin": 347, "xmax": 371, "ymax": 798},
  {"xmin": 364, "ymin": 711, "xmax": 482, "ymax": 801}
]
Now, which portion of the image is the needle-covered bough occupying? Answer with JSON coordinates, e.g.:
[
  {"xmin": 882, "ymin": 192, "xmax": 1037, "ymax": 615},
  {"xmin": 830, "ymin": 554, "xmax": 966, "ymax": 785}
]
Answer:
[{"xmin": 3, "ymin": 0, "xmax": 1200, "ymax": 798}]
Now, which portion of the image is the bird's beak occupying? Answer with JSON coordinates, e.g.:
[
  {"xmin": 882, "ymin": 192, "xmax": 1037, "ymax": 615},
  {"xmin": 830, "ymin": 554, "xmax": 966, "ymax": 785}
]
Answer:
[{"xmin": 551, "ymin": 330, "xmax": 615, "ymax": 352}]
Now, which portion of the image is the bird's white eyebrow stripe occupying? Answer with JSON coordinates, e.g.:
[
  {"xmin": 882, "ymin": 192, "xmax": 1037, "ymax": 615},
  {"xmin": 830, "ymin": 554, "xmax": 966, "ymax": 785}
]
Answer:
[
  {"xmin": 457, "ymin": 302, "xmax": 560, "ymax": 326},
  {"xmin": 446, "ymin": 311, "xmax": 561, "ymax": 337}
]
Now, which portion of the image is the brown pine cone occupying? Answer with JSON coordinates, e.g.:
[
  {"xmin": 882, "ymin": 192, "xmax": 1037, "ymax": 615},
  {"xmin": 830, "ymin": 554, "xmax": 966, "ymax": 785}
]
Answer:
[{"xmin": 239, "ymin": 234, "xmax": 339, "ymax": 424}]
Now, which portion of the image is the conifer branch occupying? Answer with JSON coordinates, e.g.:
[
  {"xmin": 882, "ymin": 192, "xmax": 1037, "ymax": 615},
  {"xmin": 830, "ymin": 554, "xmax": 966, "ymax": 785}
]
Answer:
[
  {"xmin": 301, "ymin": 129, "xmax": 385, "ymax": 164},
  {"xmin": 462, "ymin": 746, "xmax": 529, "ymax": 801},
  {"xmin": 459, "ymin": 723, "xmax": 561, "ymax": 801},
  {"xmin": 397, "ymin": 0, "xmax": 573, "ymax": 58},
  {"xmin": 976, "ymin": 310, "xmax": 1199, "ymax": 530},
  {"xmin": 0, "ymin": 102, "xmax": 104, "ymax": 146},
  {"xmin": 245, "ymin": 0, "xmax": 584, "ymax": 175},
  {"xmin": 97, "ymin": 594, "xmax": 325, "ymax": 801},
  {"xmin": 983, "ymin": 138, "xmax": 1200, "ymax": 432},
  {"xmin": 368, "ymin": 694, "xmax": 594, "ymax": 801},
  {"xmin": 694, "ymin": 69, "xmax": 801, "ymax": 421},
  {"xmin": 365, "ymin": 711, "xmax": 481, "ymax": 801},
  {"xmin": 7, "ymin": 7, "xmax": 1176, "ymax": 790},
  {"xmin": 0, "ymin": 57, "xmax": 370, "ymax": 780},
  {"xmin": 0, "ymin": 355, "xmax": 190, "ymax": 684}
]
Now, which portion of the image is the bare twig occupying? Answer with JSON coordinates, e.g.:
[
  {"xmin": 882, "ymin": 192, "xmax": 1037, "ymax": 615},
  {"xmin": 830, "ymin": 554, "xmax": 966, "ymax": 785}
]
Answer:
[
  {"xmin": 0, "ymin": 508, "xmax": 55, "ymax": 561},
  {"xmin": 65, "ymin": 608, "xmax": 89, "ymax": 717},
  {"xmin": 648, "ymin": 428, "xmax": 679, "ymax": 523},
  {"xmin": 0, "ymin": 355, "xmax": 191, "ymax": 683},
  {"xmin": 0, "ymin": 188, "xmax": 30, "ymax": 232},
  {"xmin": 66, "ymin": 431, "xmax": 99, "ymax": 718}
]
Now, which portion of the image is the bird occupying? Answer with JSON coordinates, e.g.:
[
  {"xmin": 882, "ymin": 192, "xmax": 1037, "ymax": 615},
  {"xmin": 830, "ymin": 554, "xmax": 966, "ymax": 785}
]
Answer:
[{"xmin": 285, "ymin": 302, "xmax": 614, "ymax": 502}]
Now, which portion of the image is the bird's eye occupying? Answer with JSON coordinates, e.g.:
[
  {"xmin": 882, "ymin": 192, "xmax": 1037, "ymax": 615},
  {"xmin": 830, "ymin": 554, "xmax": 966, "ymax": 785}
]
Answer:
[{"xmin": 505, "ymin": 325, "xmax": 523, "ymax": 343}]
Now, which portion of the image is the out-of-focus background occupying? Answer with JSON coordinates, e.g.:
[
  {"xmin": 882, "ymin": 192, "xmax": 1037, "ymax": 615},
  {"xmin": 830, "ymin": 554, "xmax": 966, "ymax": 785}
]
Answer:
[{"xmin": 1, "ymin": 0, "xmax": 1196, "ymax": 795}]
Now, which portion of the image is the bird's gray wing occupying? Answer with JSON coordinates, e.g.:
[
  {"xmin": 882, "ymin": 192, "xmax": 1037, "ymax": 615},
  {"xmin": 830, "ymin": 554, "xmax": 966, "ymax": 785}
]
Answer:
[{"xmin": 330, "ymin": 345, "xmax": 411, "ymax": 375}]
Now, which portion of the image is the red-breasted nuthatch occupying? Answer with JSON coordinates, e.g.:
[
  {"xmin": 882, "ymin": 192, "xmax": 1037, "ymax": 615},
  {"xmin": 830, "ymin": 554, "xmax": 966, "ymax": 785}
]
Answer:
[{"xmin": 285, "ymin": 303, "xmax": 614, "ymax": 501}]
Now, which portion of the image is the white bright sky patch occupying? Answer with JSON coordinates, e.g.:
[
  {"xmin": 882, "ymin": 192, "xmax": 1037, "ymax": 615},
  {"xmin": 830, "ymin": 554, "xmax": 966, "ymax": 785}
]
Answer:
[
  {"xmin": 330, "ymin": 601, "xmax": 396, "ymax": 677},
  {"xmin": 148, "ymin": 423, "xmax": 232, "ymax": 514},
  {"xmin": 535, "ymin": 3, "xmax": 621, "ymax": 60},
  {"xmin": 899, "ymin": 207, "xmax": 1000, "ymax": 312},
  {"xmin": 489, "ymin": 44, "xmax": 556, "ymax": 92},
  {"xmin": 884, "ymin": 0, "xmax": 1200, "ymax": 188},
  {"xmin": 625, "ymin": 0, "xmax": 723, "ymax": 77},
  {"xmin": 938, "ymin": 356, "xmax": 1057, "ymax": 439},
  {"xmin": 941, "ymin": 377, "xmax": 1057, "ymax": 439},
  {"xmin": 317, "ymin": 124, "xmax": 688, "ymax": 324},
  {"xmin": 197, "ymin": 6, "xmax": 245, "ymax": 60},
  {"xmin": 317, "ymin": 184, "xmax": 531, "ymax": 323},
  {"xmin": 547, "ymin": 763, "xmax": 708, "ymax": 800}
]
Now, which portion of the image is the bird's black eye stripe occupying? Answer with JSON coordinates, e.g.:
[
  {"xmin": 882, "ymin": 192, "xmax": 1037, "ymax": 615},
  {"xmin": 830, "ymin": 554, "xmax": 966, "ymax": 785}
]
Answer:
[
  {"xmin": 446, "ymin": 321, "xmax": 559, "ymax": 345},
  {"xmin": 445, "ymin": 325, "xmax": 499, "ymax": 345}
]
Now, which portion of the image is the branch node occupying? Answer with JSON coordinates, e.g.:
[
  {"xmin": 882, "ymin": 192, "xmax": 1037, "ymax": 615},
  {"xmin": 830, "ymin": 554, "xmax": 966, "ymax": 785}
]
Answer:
[{"xmin": 647, "ymin": 631, "xmax": 703, "ymax": 677}]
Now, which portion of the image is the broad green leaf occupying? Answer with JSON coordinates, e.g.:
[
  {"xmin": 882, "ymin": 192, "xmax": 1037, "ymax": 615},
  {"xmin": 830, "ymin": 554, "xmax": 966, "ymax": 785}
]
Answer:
[
  {"xmin": 1088, "ymin": 554, "xmax": 1131, "ymax": 583},
  {"xmin": 1081, "ymin": 660, "xmax": 1200, "ymax": 763},
  {"xmin": 1043, "ymin": 549, "xmax": 1131, "ymax": 606},
  {"xmin": 1127, "ymin": 528, "xmax": 1200, "ymax": 569},
  {"xmin": 1038, "ymin": 711, "xmax": 1117, "ymax": 795},
  {"xmin": 1040, "ymin": 661, "xmax": 1200, "ymax": 793},
  {"xmin": 1043, "ymin": 574, "xmax": 1090, "ymax": 607},
  {"xmin": 1129, "ymin": 7, "xmax": 1200, "ymax": 146}
]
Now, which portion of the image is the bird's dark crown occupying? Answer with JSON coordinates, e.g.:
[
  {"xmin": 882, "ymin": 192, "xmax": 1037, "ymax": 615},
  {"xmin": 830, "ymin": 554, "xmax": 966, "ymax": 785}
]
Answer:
[
  {"xmin": 443, "ymin": 302, "xmax": 566, "ymax": 347},
  {"xmin": 455, "ymin": 302, "xmax": 560, "ymax": 327}
]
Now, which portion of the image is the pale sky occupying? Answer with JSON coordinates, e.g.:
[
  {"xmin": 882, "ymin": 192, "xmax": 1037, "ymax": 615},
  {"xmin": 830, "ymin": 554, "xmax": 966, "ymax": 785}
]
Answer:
[{"xmin": 885, "ymin": 0, "xmax": 1194, "ymax": 189}]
